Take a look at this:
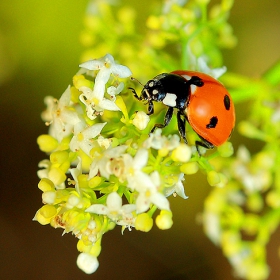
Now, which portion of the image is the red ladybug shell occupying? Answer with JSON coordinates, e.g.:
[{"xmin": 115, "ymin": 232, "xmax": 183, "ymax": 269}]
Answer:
[{"xmin": 172, "ymin": 70, "xmax": 235, "ymax": 146}]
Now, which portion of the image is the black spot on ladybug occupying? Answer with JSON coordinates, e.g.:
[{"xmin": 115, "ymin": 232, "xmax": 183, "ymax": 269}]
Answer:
[
  {"xmin": 224, "ymin": 95, "xmax": 231, "ymax": 110},
  {"xmin": 206, "ymin": 116, "xmax": 218, "ymax": 129}
]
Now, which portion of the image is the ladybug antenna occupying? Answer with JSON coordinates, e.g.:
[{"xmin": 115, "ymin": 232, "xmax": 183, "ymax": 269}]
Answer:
[{"xmin": 131, "ymin": 76, "xmax": 144, "ymax": 86}]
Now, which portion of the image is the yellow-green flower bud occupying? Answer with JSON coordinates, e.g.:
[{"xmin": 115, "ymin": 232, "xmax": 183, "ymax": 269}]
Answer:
[
  {"xmin": 37, "ymin": 134, "xmax": 58, "ymax": 153},
  {"xmin": 88, "ymin": 176, "xmax": 103, "ymax": 188},
  {"xmin": 217, "ymin": 142, "xmax": 234, "ymax": 157},
  {"xmin": 42, "ymin": 191, "xmax": 56, "ymax": 204},
  {"xmin": 77, "ymin": 239, "xmax": 92, "ymax": 253},
  {"xmin": 34, "ymin": 205, "xmax": 57, "ymax": 225},
  {"xmin": 221, "ymin": 0, "xmax": 234, "ymax": 11},
  {"xmin": 48, "ymin": 167, "xmax": 66, "ymax": 186},
  {"xmin": 246, "ymin": 193, "xmax": 263, "ymax": 212},
  {"xmin": 266, "ymin": 191, "xmax": 280, "ymax": 208},
  {"xmin": 242, "ymin": 214, "xmax": 259, "ymax": 236},
  {"xmin": 38, "ymin": 178, "xmax": 55, "ymax": 192},
  {"xmin": 132, "ymin": 111, "xmax": 150, "ymax": 130},
  {"xmin": 158, "ymin": 147, "xmax": 169, "ymax": 157},
  {"xmin": 156, "ymin": 210, "xmax": 173, "ymax": 230},
  {"xmin": 50, "ymin": 151, "xmax": 69, "ymax": 164},
  {"xmin": 180, "ymin": 162, "xmax": 199, "ymax": 174},
  {"xmin": 73, "ymin": 75, "xmax": 92, "ymax": 89},
  {"xmin": 171, "ymin": 144, "xmax": 192, "ymax": 162},
  {"xmin": 135, "ymin": 213, "xmax": 153, "ymax": 232},
  {"xmin": 207, "ymin": 170, "xmax": 221, "ymax": 186},
  {"xmin": 146, "ymin": 15, "xmax": 162, "ymax": 30}
]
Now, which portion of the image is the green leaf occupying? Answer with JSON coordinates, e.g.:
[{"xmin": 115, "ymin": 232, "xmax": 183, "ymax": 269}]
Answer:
[{"xmin": 263, "ymin": 60, "xmax": 280, "ymax": 86}]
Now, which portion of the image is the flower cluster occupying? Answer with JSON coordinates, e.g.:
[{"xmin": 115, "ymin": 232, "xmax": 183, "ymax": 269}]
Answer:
[
  {"xmin": 34, "ymin": 53, "xmax": 212, "ymax": 274},
  {"xmin": 202, "ymin": 63, "xmax": 280, "ymax": 280},
  {"xmin": 34, "ymin": 0, "xmax": 240, "ymax": 276}
]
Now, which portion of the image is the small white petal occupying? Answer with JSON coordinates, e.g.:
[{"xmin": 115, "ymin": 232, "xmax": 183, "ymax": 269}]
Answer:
[
  {"xmin": 89, "ymin": 160, "xmax": 99, "ymax": 179},
  {"xmin": 106, "ymin": 192, "xmax": 122, "ymax": 211},
  {"xmin": 77, "ymin": 253, "xmax": 99, "ymax": 274},
  {"xmin": 99, "ymin": 99, "xmax": 120, "ymax": 111},
  {"xmin": 92, "ymin": 81, "xmax": 106, "ymax": 101},
  {"xmin": 121, "ymin": 204, "xmax": 136, "ymax": 213},
  {"xmin": 59, "ymin": 86, "xmax": 71, "ymax": 107},
  {"xmin": 150, "ymin": 171, "xmax": 161, "ymax": 186},
  {"xmin": 151, "ymin": 193, "xmax": 170, "ymax": 210},
  {"xmin": 42, "ymin": 191, "xmax": 56, "ymax": 204},
  {"xmin": 111, "ymin": 64, "xmax": 132, "ymax": 78},
  {"xmin": 95, "ymin": 67, "xmax": 112, "ymax": 84},
  {"xmin": 175, "ymin": 181, "xmax": 188, "ymax": 199},
  {"xmin": 60, "ymin": 110, "xmax": 81, "ymax": 126},
  {"xmin": 104, "ymin": 53, "xmax": 114, "ymax": 63},
  {"xmin": 136, "ymin": 193, "xmax": 150, "ymax": 213},
  {"xmin": 82, "ymin": 122, "xmax": 107, "ymax": 140},
  {"xmin": 38, "ymin": 159, "xmax": 50, "ymax": 169},
  {"xmin": 133, "ymin": 149, "xmax": 148, "ymax": 168},
  {"xmin": 79, "ymin": 87, "xmax": 94, "ymax": 100},
  {"xmin": 105, "ymin": 145, "xmax": 127, "ymax": 158},
  {"xmin": 86, "ymin": 204, "xmax": 108, "ymax": 215},
  {"xmin": 135, "ymin": 172, "xmax": 155, "ymax": 191},
  {"xmin": 79, "ymin": 60, "xmax": 104, "ymax": 71}
]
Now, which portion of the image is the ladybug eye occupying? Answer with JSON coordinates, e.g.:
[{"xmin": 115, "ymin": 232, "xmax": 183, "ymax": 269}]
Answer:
[
  {"xmin": 206, "ymin": 116, "xmax": 218, "ymax": 129},
  {"xmin": 224, "ymin": 94, "xmax": 231, "ymax": 110}
]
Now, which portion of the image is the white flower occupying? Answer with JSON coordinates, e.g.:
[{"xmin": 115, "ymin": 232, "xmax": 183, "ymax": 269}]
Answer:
[
  {"xmin": 86, "ymin": 192, "xmax": 136, "ymax": 225},
  {"xmin": 79, "ymin": 54, "xmax": 132, "ymax": 101},
  {"xmin": 78, "ymin": 54, "xmax": 131, "ymax": 120},
  {"xmin": 96, "ymin": 135, "xmax": 112, "ymax": 149},
  {"xmin": 123, "ymin": 149, "xmax": 149, "ymax": 191},
  {"xmin": 79, "ymin": 86, "xmax": 120, "ymax": 120},
  {"xmin": 197, "ymin": 57, "xmax": 227, "ymax": 79},
  {"xmin": 70, "ymin": 122, "xmax": 107, "ymax": 156},
  {"xmin": 132, "ymin": 111, "xmax": 150, "ymax": 130},
  {"xmin": 164, "ymin": 173, "xmax": 188, "ymax": 199},
  {"xmin": 77, "ymin": 253, "xmax": 99, "ymax": 274},
  {"xmin": 90, "ymin": 145, "xmax": 128, "ymax": 180},
  {"xmin": 42, "ymin": 86, "xmax": 81, "ymax": 142},
  {"xmin": 143, "ymin": 129, "xmax": 180, "ymax": 150},
  {"xmin": 135, "ymin": 171, "xmax": 170, "ymax": 213},
  {"xmin": 233, "ymin": 146, "xmax": 272, "ymax": 193},
  {"xmin": 187, "ymin": 47, "xmax": 226, "ymax": 79},
  {"xmin": 107, "ymin": 82, "xmax": 124, "ymax": 101}
]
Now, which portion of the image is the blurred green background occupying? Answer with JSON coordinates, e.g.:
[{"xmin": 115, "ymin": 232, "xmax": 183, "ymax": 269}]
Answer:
[{"xmin": 1, "ymin": 0, "xmax": 280, "ymax": 279}]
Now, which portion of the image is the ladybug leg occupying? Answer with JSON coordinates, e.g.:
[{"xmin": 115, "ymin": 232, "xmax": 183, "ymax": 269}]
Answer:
[
  {"xmin": 195, "ymin": 138, "xmax": 214, "ymax": 155},
  {"xmin": 151, "ymin": 106, "xmax": 173, "ymax": 133},
  {"xmin": 147, "ymin": 101, "xmax": 154, "ymax": 115},
  {"xmin": 177, "ymin": 111, "xmax": 188, "ymax": 144},
  {"xmin": 130, "ymin": 87, "xmax": 154, "ymax": 115},
  {"xmin": 129, "ymin": 87, "xmax": 142, "ymax": 101}
]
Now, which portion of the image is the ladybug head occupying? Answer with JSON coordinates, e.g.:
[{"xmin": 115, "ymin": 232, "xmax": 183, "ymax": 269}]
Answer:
[{"xmin": 141, "ymin": 75, "xmax": 169, "ymax": 102}]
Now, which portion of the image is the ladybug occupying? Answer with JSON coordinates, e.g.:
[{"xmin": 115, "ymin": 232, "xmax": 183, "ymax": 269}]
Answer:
[{"xmin": 132, "ymin": 70, "xmax": 235, "ymax": 150}]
